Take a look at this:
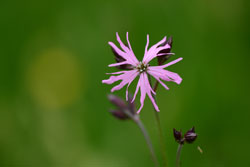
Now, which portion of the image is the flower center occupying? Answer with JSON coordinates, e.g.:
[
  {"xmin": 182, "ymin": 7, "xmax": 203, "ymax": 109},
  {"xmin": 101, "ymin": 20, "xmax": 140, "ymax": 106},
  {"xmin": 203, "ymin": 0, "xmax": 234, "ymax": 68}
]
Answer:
[{"xmin": 136, "ymin": 62, "xmax": 149, "ymax": 73}]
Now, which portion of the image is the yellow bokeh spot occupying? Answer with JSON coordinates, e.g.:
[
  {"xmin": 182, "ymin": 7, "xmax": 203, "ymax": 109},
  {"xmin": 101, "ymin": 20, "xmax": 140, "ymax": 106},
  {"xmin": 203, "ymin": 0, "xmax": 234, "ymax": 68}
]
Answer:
[{"xmin": 27, "ymin": 49, "xmax": 84, "ymax": 109}]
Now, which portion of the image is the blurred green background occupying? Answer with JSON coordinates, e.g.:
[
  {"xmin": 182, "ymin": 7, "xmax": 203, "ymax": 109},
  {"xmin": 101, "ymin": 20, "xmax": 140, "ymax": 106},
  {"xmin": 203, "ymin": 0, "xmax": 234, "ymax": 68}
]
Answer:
[{"xmin": 1, "ymin": 0, "xmax": 250, "ymax": 166}]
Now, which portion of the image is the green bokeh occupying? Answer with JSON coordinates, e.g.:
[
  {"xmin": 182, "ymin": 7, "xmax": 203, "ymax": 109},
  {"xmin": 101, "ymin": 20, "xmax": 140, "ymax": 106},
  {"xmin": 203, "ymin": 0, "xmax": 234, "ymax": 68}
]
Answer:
[{"xmin": 0, "ymin": 0, "xmax": 249, "ymax": 166}]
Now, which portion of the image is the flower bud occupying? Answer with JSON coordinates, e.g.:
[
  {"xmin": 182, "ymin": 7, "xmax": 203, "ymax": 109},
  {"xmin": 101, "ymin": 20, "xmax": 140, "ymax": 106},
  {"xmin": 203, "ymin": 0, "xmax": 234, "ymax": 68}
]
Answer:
[
  {"xmin": 157, "ymin": 36, "xmax": 174, "ymax": 65},
  {"xmin": 108, "ymin": 94, "xmax": 127, "ymax": 109},
  {"xmin": 107, "ymin": 94, "xmax": 136, "ymax": 120},
  {"xmin": 173, "ymin": 128, "xmax": 184, "ymax": 144},
  {"xmin": 111, "ymin": 47, "xmax": 134, "ymax": 70},
  {"xmin": 108, "ymin": 109, "xmax": 129, "ymax": 120},
  {"xmin": 184, "ymin": 127, "xmax": 197, "ymax": 143},
  {"xmin": 173, "ymin": 126, "xmax": 197, "ymax": 144},
  {"xmin": 167, "ymin": 36, "xmax": 173, "ymax": 47},
  {"xmin": 173, "ymin": 128, "xmax": 182, "ymax": 143}
]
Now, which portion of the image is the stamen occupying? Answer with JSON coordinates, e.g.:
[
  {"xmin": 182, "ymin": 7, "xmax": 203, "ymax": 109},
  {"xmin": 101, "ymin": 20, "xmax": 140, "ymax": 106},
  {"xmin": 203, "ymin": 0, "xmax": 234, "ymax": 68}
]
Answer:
[{"xmin": 136, "ymin": 62, "xmax": 148, "ymax": 73}]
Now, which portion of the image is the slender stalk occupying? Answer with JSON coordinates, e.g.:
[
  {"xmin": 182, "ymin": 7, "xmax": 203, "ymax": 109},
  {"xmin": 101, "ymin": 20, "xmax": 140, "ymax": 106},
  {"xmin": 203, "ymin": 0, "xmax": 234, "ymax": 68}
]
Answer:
[
  {"xmin": 176, "ymin": 144, "xmax": 183, "ymax": 167},
  {"xmin": 135, "ymin": 117, "xmax": 159, "ymax": 167},
  {"xmin": 148, "ymin": 75, "xmax": 168, "ymax": 167},
  {"xmin": 153, "ymin": 108, "xmax": 168, "ymax": 167},
  {"xmin": 153, "ymin": 80, "xmax": 159, "ymax": 92},
  {"xmin": 123, "ymin": 110, "xmax": 159, "ymax": 167}
]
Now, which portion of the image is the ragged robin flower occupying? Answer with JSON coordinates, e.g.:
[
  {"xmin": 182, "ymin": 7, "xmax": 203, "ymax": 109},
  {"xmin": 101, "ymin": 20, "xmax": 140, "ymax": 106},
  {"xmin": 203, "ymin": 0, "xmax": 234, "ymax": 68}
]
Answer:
[{"xmin": 102, "ymin": 32, "xmax": 182, "ymax": 113}]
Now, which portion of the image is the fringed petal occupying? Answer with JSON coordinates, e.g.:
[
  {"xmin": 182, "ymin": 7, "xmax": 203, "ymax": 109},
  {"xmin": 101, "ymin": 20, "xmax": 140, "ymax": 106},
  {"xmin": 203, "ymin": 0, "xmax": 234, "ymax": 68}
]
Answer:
[
  {"xmin": 137, "ymin": 73, "xmax": 159, "ymax": 113},
  {"xmin": 108, "ymin": 61, "xmax": 129, "ymax": 67},
  {"xmin": 102, "ymin": 70, "xmax": 138, "ymax": 94},
  {"xmin": 108, "ymin": 33, "xmax": 139, "ymax": 67},
  {"xmin": 161, "ymin": 57, "xmax": 183, "ymax": 68},
  {"xmin": 143, "ymin": 36, "xmax": 169, "ymax": 64},
  {"xmin": 148, "ymin": 58, "xmax": 182, "ymax": 88}
]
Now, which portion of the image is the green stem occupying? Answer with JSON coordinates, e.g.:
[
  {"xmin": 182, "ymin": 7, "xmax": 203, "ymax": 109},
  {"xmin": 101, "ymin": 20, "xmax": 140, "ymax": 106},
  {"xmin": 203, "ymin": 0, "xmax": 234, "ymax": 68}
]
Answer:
[
  {"xmin": 148, "ymin": 75, "xmax": 168, "ymax": 167},
  {"xmin": 176, "ymin": 144, "xmax": 183, "ymax": 167},
  {"xmin": 123, "ymin": 110, "xmax": 159, "ymax": 167},
  {"xmin": 153, "ymin": 80, "xmax": 159, "ymax": 92},
  {"xmin": 153, "ymin": 104, "xmax": 168, "ymax": 167},
  {"xmin": 135, "ymin": 117, "xmax": 159, "ymax": 167}
]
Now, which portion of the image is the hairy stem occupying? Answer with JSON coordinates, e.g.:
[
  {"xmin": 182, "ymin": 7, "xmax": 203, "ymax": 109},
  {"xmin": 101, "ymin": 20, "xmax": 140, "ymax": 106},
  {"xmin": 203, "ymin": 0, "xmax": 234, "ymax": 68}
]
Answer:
[
  {"xmin": 176, "ymin": 144, "xmax": 183, "ymax": 167},
  {"xmin": 123, "ymin": 110, "xmax": 159, "ymax": 167}
]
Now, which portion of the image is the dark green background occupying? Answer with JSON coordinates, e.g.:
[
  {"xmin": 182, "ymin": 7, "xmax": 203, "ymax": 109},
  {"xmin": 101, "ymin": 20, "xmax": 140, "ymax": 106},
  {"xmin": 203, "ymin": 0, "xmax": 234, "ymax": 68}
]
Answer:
[{"xmin": 1, "ymin": 0, "xmax": 249, "ymax": 166}]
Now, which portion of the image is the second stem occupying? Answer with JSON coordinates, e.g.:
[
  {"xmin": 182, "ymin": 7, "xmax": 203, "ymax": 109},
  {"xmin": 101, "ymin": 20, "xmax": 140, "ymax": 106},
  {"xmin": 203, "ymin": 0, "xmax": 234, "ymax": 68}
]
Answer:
[{"xmin": 151, "ymin": 77, "xmax": 168, "ymax": 167}]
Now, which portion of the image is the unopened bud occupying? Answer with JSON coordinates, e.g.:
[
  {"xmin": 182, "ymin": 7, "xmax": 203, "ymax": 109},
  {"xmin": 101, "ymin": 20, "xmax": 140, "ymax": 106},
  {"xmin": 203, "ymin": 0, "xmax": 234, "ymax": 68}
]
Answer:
[
  {"xmin": 108, "ymin": 94, "xmax": 127, "ymax": 109},
  {"xmin": 184, "ymin": 127, "xmax": 197, "ymax": 143},
  {"xmin": 173, "ymin": 128, "xmax": 184, "ymax": 144},
  {"xmin": 108, "ymin": 109, "xmax": 129, "ymax": 120},
  {"xmin": 157, "ymin": 36, "xmax": 174, "ymax": 65},
  {"xmin": 107, "ymin": 94, "xmax": 136, "ymax": 120},
  {"xmin": 167, "ymin": 36, "xmax": 173, "ymax": 47},
  {"xmin": 173, "ymin": 126, "xmax": 198, "ymax": 144},
  {"xmin": 173, "ymin": 129, "xmax": 182, "ymax": 141}
]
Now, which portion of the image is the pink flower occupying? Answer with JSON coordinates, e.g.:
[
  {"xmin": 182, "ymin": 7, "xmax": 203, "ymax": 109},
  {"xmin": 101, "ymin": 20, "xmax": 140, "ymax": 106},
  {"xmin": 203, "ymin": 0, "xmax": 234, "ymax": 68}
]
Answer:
[{"xmin": 102, "ymin": 32, "xmax": 183, "ymax": 114}]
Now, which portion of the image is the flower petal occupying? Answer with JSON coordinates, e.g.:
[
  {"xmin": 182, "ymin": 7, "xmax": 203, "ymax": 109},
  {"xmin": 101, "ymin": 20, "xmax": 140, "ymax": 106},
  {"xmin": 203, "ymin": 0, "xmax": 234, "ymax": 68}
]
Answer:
[
  {"xmin": 147, "ymin": 72, "xmax": 170, "ymax": 90},
  {"xmin": 137, "ymin": 73, "xmax": 159, "ymax": 114},
  {"xmin": 108, "ymin": 33, "xmax": 139, "ymax": 67},
  {"xmin": 116, "ymin": 32, "xmax": 139, "ymax": 64},
  {"xmin": 108, "ymin": 42, "xmax": 128, "ymax": 60},
  {"xmin": 102, "ymin": 70, "xmax": 138, "ymax": 93},
  {"xmin": 106, "ymin": 71, "xmax": 125, "ymax": 75},
  {"xmin": 157, "ymin": 52, "xmax": 175, "ymax": 56},
  {"xmin": 143, "ymin": 35, "xmax": 170, "ymax": 64},
  {"xmin": 148, "ymin": 60, "xmax": 182, "ymax": 86},
  {"xmin": 126, "ymin": 32, "xmax": 140, "ymax": 64},
  {"xmin": 136, "ymin": 75, "xmax": 145, "ymax": 114},
  {"xmin": 161, "ymin": 57, "xmax": 183, "ymax": 68},
  {"xmin": 116, "ymin": 32, "xmax": 130, "ymax": 53},
  {"xmin": 125, "ymin": 72, "xmax": 138, "ymax": 101},
  {"xmin": 164, "ymin": 70, "xmax": 182, "ymax": 84},
  {"xmin": 132, "ymin": 76, "xmax": 141, "ymax": 102},
  {"xmin": 108, "ymin": 42, "xmax": 135, "ymax": 66},
  {"xmin": 144, "ymin": 34, "xmax": 149, "ymax": 57},
  {"xmin": 108, "ymin": 61, "xmax": 129, "ymax": 67}
]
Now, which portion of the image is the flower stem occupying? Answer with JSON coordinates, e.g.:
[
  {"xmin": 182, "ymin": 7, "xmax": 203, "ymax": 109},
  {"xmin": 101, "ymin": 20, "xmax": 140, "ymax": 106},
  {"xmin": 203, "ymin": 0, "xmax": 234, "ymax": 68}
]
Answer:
[
  {"xmin": 176, "ymin": 144, "xmax": 183, "ymax": 167},
  {"xmin": 123, "ymin": 110, "xmax": 159, "ymax": 167},
  {"xmin": 135, "ymin": 117, "xmax": 159, "ymax": 167},
  {"xmin": 148, "ymin": 75, "xmax": 168, "ymax": 167},
  {"xmin": 153, "ymin": 106, "xmax": 168, "ymax": 167},
  {"xmin": 153, "ymin": 80, "xmax": 159, "ymax": 92}
]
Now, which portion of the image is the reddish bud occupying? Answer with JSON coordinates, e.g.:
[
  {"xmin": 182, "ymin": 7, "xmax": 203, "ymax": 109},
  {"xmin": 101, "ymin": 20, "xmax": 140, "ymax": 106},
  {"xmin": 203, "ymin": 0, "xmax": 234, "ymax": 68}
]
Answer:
[
  {"xmin": 108, "ymin": 109, "xmax": 129, "ymax": 120},
  {"xmin": 107, "ymin": 94, "xmax": 136, "ymax": 120},
  {"xmin": 108, "ymin": 94, "xmax": 127, "ymax": 109},
  {"xmin": 173, "ymin": 126, "xmax": 198, "ymax": 144},
  {"xmin": 184, "ymin": 127, "xmax": 197, "ymax": 143},
  {"xmin": 157, "ymin": 36, "xmax": 174, "ymax": 65}
]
